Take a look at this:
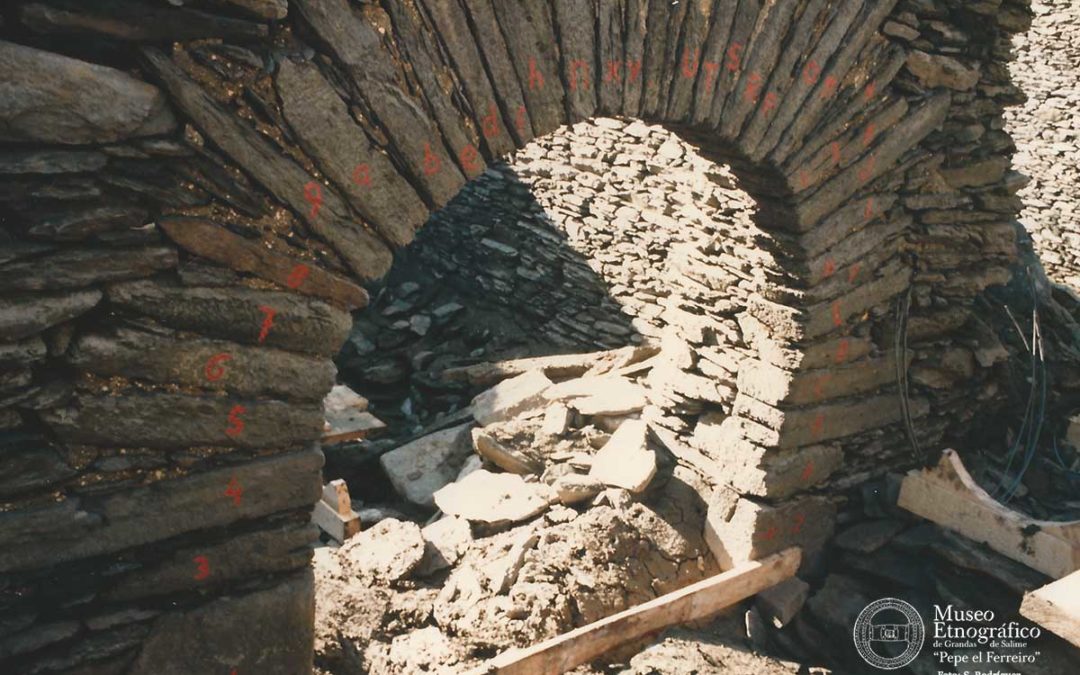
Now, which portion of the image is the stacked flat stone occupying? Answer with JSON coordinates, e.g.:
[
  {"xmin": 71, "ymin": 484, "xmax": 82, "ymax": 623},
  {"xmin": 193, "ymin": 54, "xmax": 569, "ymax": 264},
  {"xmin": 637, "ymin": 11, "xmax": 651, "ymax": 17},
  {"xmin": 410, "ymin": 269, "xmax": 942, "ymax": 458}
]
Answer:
[{"xmin": 0, "ymin": 0, "xmax": 1038, "ymax": 670}]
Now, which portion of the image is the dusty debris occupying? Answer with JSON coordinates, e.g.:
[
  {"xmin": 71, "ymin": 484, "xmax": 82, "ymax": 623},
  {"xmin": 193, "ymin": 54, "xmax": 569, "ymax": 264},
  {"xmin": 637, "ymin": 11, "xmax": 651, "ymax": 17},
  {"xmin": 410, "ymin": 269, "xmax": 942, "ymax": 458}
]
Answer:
[
  {"xmin": 340, "ymin": 518, "xmax": 425, "ymax": 583},
  {"xmin": 417, "ymin": 516, "xmax": 473, "ymax": 577},
  {"xmin": 589, "ymin": 419, "xmax": 657, "ymax": 493}
]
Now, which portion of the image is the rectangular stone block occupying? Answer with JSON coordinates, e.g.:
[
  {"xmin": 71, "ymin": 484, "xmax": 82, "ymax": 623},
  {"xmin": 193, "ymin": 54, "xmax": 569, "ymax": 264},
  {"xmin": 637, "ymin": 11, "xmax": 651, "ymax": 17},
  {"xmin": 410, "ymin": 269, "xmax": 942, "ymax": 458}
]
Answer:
[{"xmin": 704, "ymin": 489, "xmax": 836, "ymax": 570}]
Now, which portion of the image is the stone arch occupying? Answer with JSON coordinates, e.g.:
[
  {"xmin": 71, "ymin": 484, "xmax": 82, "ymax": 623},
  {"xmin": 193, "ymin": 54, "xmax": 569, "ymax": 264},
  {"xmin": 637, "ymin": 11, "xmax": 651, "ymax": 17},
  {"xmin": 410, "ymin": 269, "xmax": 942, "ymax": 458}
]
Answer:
[{"xmin": 0, "ymin": 0, "xmax": 1031, "ymax": 672}]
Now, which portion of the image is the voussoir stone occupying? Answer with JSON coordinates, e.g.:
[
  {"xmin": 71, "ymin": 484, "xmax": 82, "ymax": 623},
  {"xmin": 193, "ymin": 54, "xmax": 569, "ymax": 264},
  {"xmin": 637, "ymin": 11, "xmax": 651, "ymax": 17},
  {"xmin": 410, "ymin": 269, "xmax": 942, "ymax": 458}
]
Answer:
[
  {"xmin": 0, "ymin": 40, "xmax": 176, "ymax": 144},
  {"xmin": 0, "ymin": 290, "xmax": 102, "ymax": 342},
  {"xmin": 107, "ymin": 279, "xmax": 351, "ymax": 356}
]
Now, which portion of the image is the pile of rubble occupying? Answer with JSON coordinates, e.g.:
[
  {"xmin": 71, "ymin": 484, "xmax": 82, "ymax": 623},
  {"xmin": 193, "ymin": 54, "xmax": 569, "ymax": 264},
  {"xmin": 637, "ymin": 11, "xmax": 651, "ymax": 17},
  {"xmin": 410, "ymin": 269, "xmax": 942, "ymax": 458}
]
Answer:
[{"xmin": 312, "ymin": 352, "xmax": 725, "ymax": 673}]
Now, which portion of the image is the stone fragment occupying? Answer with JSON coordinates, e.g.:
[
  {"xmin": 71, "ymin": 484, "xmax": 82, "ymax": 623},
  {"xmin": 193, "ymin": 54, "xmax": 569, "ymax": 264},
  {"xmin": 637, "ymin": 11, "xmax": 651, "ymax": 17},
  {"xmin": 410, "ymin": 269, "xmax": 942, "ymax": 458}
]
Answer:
[
  {"xmin": 704, "ymin": 489, "xmax": 836, "ymax": 570},
  {"xmin": 417, "ymin": 516, "xmax": 473, "ymax": 576},
  {"xmin": 379, "ymin": 424, "xmax": 473, "ymax": 508},
  {"xmin": 471, "ymin": 370, "xmax": 552, "ymax": 425},
  {"xmin": 553, "ymin": 474, "xmax": 604, "ymax": 505},
  {"xmin": 340, "ymin": 518, "xmax": 425, "ymax": 583},
  {"xmin": 588, "ymin": 419, "xmax": 656, "ymax": 493},
  {"xmin": 906, "ymin": 51, "xmax": 980, "ymax": 91},
  {"xmin": 755, "ymin": 576, "xmax": 810, "ymax": 628},
  {"xmin": 20, "ymin": 1, "xmax": 269, "ymax": 41},
  {"xmin": 834, "ymin": 519, "xmax": 906, "ymax": 554},
  {"xmin": 0, "ymin": 149, "xmax": 107, "ymax": 174},
  {"xmin": 0, "ymin": 40, "xmax": 175, "ymax": 144},
  {"xmin": 433, "ymin": 470, "xmax": 555, "ymax": 524},
  {"xmin": 471, "ymin": 427, "xmax": 543, "ymax": 475},
  {"xmin": 539, "ymin": 403, "xmax": 573, "ymax": 437},
  {"xmin": 0, "ymin": 290, "xmax": 101, "ymax": 342},
  {"xmin": 940, "ymin": 156, "xmax": 1010, "ymax": 188},
  {"xmin": 0, "ymin": 246, "xmax": 176, "ymax": 292}
]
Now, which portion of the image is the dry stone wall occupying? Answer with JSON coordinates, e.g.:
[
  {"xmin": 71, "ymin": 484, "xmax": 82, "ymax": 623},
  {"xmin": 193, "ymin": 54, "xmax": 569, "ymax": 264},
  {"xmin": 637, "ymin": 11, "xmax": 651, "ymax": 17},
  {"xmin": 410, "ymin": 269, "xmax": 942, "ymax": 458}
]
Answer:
[{"xmin": 0, "ymin": 0, "xmax": 1037, "ymax": 671}]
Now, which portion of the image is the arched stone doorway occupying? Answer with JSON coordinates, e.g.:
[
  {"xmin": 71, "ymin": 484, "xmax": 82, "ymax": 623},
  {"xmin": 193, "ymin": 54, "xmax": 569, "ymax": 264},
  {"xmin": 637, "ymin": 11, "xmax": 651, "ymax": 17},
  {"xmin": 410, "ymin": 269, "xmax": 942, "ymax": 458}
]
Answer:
[{"xmin": 0, "ymin": 0, "xmax": 1038, "ymax": 672}]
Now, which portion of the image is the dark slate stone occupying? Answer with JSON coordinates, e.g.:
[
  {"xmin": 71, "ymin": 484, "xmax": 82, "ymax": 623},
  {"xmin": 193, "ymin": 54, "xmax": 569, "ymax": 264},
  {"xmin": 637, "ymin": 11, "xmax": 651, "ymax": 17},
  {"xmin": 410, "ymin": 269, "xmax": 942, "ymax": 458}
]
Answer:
[
  {"xmin": 274, "ymin": 60, "xmax": 427, "ymax": 248},
  {"xmin": 106, "ymin": 279, "xmax": 351, "ymax": 356},
  {"xmin": 212, "ymin": 0, "xmax": 288, "ymax": 20},
  {"xmin": 0, "ymin": 246, "xmax": 176, "ymax": 293},
  {"xmin": 291, "ymin": 0, "xmax": 466, "ymax": 209},
  {"xmin": 41, "ymin": 392, "xmax": 323, "ymax": 449},
  {"xmin": 595, "ymin": 0, "xmax": 626, "ymax": 115},
  {"xmin": 552, "ymin": 0, "xmax": 597, "ymax": 123},
  {"xmin": 0, "ymin": 290, "xmax": 102, "ymax": 342},
  {"xmin": 19, "ymin": 1, "xmax": 269, "ymax": 41},
  {"xmin": 0, "ymin": 337, "xmax": 46, "ymax": 368},
  {"xmin": 689, "ymin": 0, "xmax": 738, "ymax": 125},
  {"xmin": 621, "ymin": 0, "xmax": 648, "ymax": 118},
  {"xmin": 140, "ymin": 48, "xmax": 393, "ymax": 281},
  {"xmin": 413, "ymin": 0, "xmax": 517, "ymax": 157},
  {"xmin": 0, "ymin": 432, "xmax": 76, "ymax": 500},
  {"xmin": 128, "ymin": 570, "xmax": 314, "ymax": 675},
  {"xmin": 663, "ymin": 0, "xmax": 715, "ymax": 122},
  {"xmin": 68, "ymin": 328, "xmax": 336, "ymax": 403},
  {"xmin": 639, "ymin": 0, "xmax": 688, "ymax": 120},
  {"xmin": 489, "ymin": 0, "xmax": 567, "ymax": 137},
  {"xmin": 0, "ymin": 41, "xmax": 175, "ymax": 145},
  {"xmin": 453, "ymin": 0, "xmax": 537, "ymax": 144},
  {"xmin": 380, "ymin": 0, "xmax": 487, "ymax": 178},
  {"xmin": 25, "ymin": 205, "xmax": 149, "ymax": 241},
  {"xmin": 0, "ymin": 446, "xmax": 323, "ymax": 573},
  {"xmin": 705, "ymin": 0, "xmax": 764, "ymax": 128},
  {"xmin": 0, "ymin": 150, "xmax": 108, "ymax": 175}
]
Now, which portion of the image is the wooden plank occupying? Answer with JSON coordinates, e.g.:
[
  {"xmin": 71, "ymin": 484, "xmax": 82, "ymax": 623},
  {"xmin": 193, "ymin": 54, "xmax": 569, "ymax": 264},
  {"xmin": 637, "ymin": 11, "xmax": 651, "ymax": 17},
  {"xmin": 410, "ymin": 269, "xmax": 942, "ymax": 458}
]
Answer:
[
  {"xmin": 311, "ymin": 499, "xmax": 360, "ymax": 543},
  {"xmin": 898, "ymin": 449, "xmax": 1080, "ymax": 579},
  {"xmin": 158, "ymin": 217, "xmax": 368, "ymax": 310},
  {"xmin": 474, "ymin": 547, "xmax": 801, "ymax": 674},
  {"xmin": 322, "ymin": 387, "xmax": 386, "ymax": 444},
  {"xmin": 440, "ymin": 345, "xmax": 659, "ymax": 387},
  {"xmin": 1020, "ymin": 571, "xmax": 1080, "ymax": 648}
]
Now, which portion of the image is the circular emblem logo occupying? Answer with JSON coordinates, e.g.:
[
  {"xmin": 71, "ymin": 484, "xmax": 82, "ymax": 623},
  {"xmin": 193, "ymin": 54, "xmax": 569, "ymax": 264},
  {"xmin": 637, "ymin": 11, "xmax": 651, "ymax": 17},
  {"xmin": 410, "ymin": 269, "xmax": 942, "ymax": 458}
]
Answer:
[{"xmin": 853, "ymin": 598, "xmax": 925, "ymax": 670}]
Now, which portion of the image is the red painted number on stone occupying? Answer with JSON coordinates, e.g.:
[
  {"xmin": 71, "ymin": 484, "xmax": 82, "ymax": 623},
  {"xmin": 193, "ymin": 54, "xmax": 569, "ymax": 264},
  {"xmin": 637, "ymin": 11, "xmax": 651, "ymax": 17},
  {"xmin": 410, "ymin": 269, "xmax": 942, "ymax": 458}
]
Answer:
[
  {"xmin": 459, "ymin": 144, "xmax": 481, "ymax": 173},
  {"xmin": 831, "ymin": 301, "xmax": 843, "ymax": 327},
  {"xmin": 351, "ymin": 163, "xmax": 372, "ymax": 187},
  {"xmin": 604, "ymin": 60, "xmax": 621, "ymax": 83},
  {"xmin": 286, "ymin": 264, "xmax": 310, "ymax": 290},
  {"xmin": 257, "ymin": 305, "xmax": 277, "ymax": 343},
  {"xmin": 801, "ymin": 460, "xmax": 815, "ymax": 482},
  {"xmin": 226, "ymin": 405, "xmax": 247, "ymax": 438},
  {"xmin": 820, "ymin": 75, "xmax": 839, "ymax": 100},
  {"xmin": 194, "ymin": 555, "xmax": 211, "ymax": 581},
  {"xmin": 528, "ymin": 56, "xmax": 544, "ymax": 90},
  {"xmin": 568, "ymin": 60, "xmax": 590, "ymax": 91},
  {"xmin": 864, "ymin": 197, "xmax": 875, "ymax": 221},
  {"xmin": 858, "ymin": 154, "xmax": 876, "ymax": 184},
  {"xmin": 626, "ymin": 60, "xmax": 642, "ymax": 82},
  {"xmin": 681, "ymin": 49, "xmax": 700, "ymax": 79},
  {"xmin": 789, "ymin": 513, "xmax": 807, "ymax": 535},
  {"xmin": 204, "ymin": 353, "xmax": 232, "ymax": 382},
  {"xmin": 847, "ymin": 262, "xmax": 862, "ymax": 284},
  {"xmin": 822, "ymin": 258, "xmax": 836, "ymax": 279},
  {"xmin": 758, "ymin": 525, "xmax": 779, "ymax": 542},
  {"xmin": 422, "ymin": 143, "xmax": 441, "ymax": 176},
  {"xmin": 811, "ymin": 413, "xmax": 826, "ymax": 438},
  {"xmin": 744, "ymin": 72, "xmax": 763, "ymax": 103},
  {"xmin": 482, "ymin": 103, "xmax": 500, "ymax": 139},
  {"xmin": 802, "ymin": 60, "xmax": 821, "ymax": 86},
  {"xmin": 303, "ymin": 181, "xmax": 323, "ymax": 220},
  {"xmin": 762, "ymin": 91, "xmax": 779, "ymax": 115},
  {"xmin": 864, "ymin": 82, "xmax": 877, "ymax": 102},
  {"xmin": 830, "ymin": 141, "xmax": 841, "ymax": 167},
  {"xmin": 834, "ymin": 338, "xmax": 850, "ymax": 364},
  {"xmin": 798, "ymin": 170, "xmax": 810, "ymax": 191},
  {"xmin": 514, "ymin": 106, "xmax": 527, "ymax": 135},
  {"xmin": 726, "ymin": 43, "xmax": 742, "ymax": 73},
  {"xmin": 225, "ymin": 476, "xmax": 243, "ymax": 506}
]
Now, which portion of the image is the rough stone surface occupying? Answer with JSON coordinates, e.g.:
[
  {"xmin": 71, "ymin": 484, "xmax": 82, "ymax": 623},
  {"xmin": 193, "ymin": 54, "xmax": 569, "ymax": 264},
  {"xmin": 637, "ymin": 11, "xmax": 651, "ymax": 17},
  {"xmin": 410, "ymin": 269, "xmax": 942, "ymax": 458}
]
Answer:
[{"xmin": 379, "ymin": 424, "xmax": 473, "ymax": 508}]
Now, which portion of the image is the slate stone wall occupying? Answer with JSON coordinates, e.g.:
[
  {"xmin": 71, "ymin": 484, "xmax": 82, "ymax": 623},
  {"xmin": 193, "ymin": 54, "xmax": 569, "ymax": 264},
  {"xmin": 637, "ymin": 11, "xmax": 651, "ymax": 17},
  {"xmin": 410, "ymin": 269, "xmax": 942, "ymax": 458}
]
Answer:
[{"xmin": 0, "ymin": 0, "xmax": 1034, "ymax": 671}]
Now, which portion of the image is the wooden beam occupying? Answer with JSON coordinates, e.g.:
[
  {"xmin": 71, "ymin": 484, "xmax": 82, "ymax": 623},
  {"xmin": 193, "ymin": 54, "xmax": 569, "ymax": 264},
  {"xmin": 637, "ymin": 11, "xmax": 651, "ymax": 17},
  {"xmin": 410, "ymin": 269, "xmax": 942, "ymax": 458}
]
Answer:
[
  {"xmin": 473, "ymin": 547, "xmax": 801, "ymax": 674},
  {"xmin": 898, "ymin": 449, "xmax": 1080, "ymax": 578},
  {"xmin": 1020, "ymin": 571, "xmax": 1080, "ymax": 648},
  {"xmin": 311, "ymin": 479, "xmax": 360, "ymax": 543}
]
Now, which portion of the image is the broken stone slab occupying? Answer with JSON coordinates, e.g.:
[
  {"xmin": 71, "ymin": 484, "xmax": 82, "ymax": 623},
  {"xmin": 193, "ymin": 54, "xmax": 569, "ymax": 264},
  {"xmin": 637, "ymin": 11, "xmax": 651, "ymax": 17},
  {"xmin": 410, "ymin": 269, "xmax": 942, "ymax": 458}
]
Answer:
[
  {"xmin": 471, "ymin": 370, "xmax": 552, "ymax": 426},
  {"xmin": 379, "ymin": 424, "xmax": 474, "ymax": 509},
  {"xmin": 68, "ymin": 328, "xmax": 334, "ymax": 402},
  {"xmin": 417, "ymin": 516, "xmax": 473, "ymax": 577},
  {"xmin": 538, "ymin": 403, "xmax": 573, "ymax": 438},
  {"xmin": 19, "ymin": 1, "xmax": 269, "ymax": 41},
  {"xmin": 158, "ymin": 217, "xmax": 368, "ymax": 310},
  {"xmin": 833, "ymin": 519, "xmax": 906, "ymax": 554},
  {"xmin": 26, "ymin": 204, "xmax": 149, "ymax": 241},
  {"xmin": 441, "ymin": 345, "xmax": 657, "ymax": 387},
  {"xmin": 755, "ymin": 576, "xmax": 810, "ymax": 628},
  {"xmin": 906, "ymin": 51, "xmax": 980, "ymax": 91},
  {"xmin": 340, "ymin": 518, "xmax": 425, "ymax": 583},
  {"xmin": 41, "ymin": 392, "xmax": 323, "ymax": 449},
  {"xmin": 588, "ymin": 419, "xmax": 656, "ymax": 494},
  {"xmin": 433, "ymin": 470, "xmax": 556, "ymax": 525},
  {"xmin": 563, "ymin": 379, "xmax": 650, "ymax": 417},
  {"xmin": 0, "ymin": 40, "xmax": 176, "ymax": 144},
  {"xmin": 472, "ymin": 426, "xmax": 544, "ymax": 475},
  {"xmin": 553, "ymin": 474, "xmax": 604, "ymax": 505},
  {"xmin": 0, "ymin": 289, "xmax": 101, "ymax": 342},
  {"xmin": 107, "ymin": 279, "xmax": 351, "ymax": 356},
  {"xmin": 0, "ymin": 149, "xmax": 108, "ymax": 175},
  {"xmin": 704, "ymin": 489, "xmax": 836, "ymax": 571},
  {"xmin": 0, "ymin": 245, "xmax": 177, "ymax": 293},
  {"xmin": 0, "ymin": 336, "xmax": 47, "ymax": 368}
]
